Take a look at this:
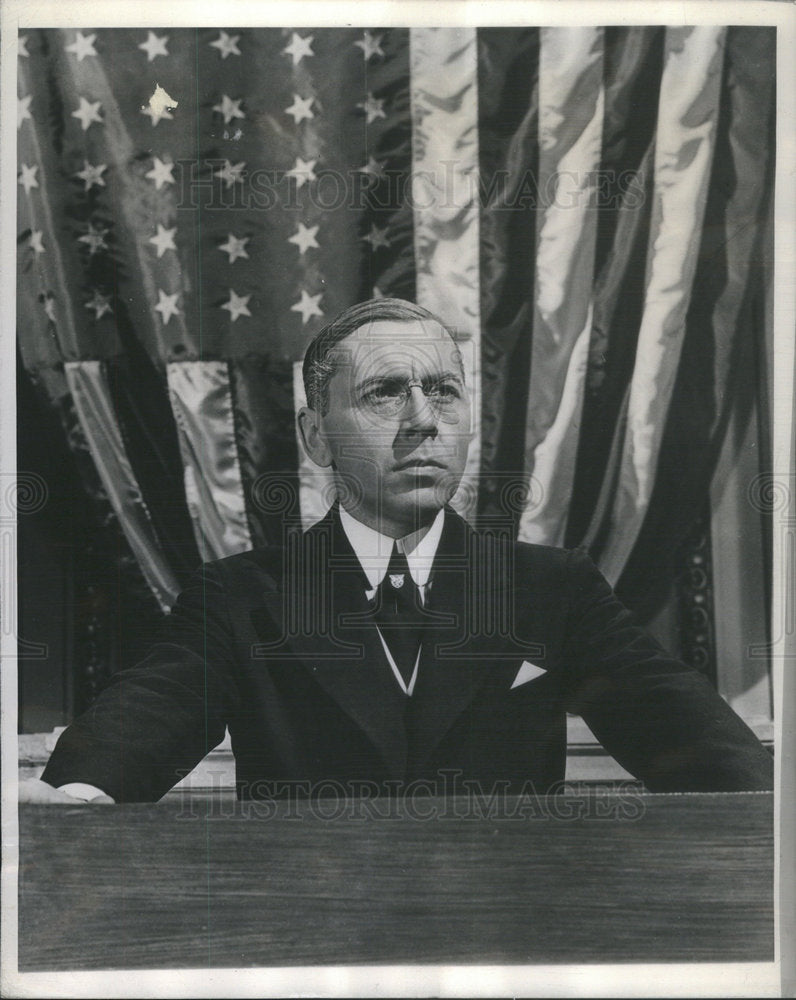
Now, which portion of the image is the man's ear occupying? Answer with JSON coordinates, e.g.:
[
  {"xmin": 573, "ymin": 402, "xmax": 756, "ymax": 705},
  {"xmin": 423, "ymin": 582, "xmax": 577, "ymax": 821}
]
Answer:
[{"xmin": 297, "ymin": 406, "xmax": 333, "ymax": 468}]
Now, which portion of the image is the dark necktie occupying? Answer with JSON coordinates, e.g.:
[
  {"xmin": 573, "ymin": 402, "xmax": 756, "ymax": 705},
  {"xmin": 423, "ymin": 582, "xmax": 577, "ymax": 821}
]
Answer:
[{"xmin": 370, "ymin": 545, "xmax": 424, "ymax": 687}]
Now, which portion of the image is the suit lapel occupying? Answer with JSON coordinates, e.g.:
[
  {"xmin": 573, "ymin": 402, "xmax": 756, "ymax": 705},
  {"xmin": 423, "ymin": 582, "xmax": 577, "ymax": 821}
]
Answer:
[
  {"xmin": 256, "ymin": 508, "xmax": 408, "ymax": 779},
  {"xmin": 405, "ymin": 511, "xmax": 511, "ymax": 772}
]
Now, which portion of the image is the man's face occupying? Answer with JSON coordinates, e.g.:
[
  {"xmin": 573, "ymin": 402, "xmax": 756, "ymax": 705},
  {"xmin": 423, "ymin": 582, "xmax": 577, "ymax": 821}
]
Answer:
[{"xmin": 302, "ymin": 318, "xmax": 472, "ymax": 537}]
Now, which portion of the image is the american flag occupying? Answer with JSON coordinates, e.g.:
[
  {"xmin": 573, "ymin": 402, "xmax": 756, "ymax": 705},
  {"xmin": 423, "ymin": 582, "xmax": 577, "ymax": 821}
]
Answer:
[{"xmin": 17, "ymin": 26, "xmax": 775, "ymax": 630}]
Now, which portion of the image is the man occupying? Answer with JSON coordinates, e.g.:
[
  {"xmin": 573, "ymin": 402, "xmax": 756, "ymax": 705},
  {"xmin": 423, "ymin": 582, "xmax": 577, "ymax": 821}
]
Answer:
[{"xmin": 24, "ymin": 298, "xmax": 773, "ymax": 803}]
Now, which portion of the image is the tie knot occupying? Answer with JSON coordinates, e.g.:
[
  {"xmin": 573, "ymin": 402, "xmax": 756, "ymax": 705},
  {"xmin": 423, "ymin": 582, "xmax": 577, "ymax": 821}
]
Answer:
[
  {"xmin": 373, "ymin": 544, "xmax": 422, "ymax": 617},
  {"xmin": 383, "ymin": 544, "xmax": 412, "ymax": 594}
]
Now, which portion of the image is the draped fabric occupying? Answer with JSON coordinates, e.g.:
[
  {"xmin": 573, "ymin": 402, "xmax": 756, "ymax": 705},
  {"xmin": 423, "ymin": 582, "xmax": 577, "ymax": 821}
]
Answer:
[
  {"xmin": 166, "ymin": 360, "xmax": 252, "ymax": 562},
  {"xmin": 63, "ymin": 361, "xmax": 180, "ymax": 610},
  {"xmin": 17, "ymin": 27, "xmax": 775, "ymax": 624}
]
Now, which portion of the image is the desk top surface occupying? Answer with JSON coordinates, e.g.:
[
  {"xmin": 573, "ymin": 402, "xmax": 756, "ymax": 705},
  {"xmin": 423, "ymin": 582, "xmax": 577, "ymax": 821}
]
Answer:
[{"xmin": 18, "ymin": 791, "xmax": 773, "ymax": 970}]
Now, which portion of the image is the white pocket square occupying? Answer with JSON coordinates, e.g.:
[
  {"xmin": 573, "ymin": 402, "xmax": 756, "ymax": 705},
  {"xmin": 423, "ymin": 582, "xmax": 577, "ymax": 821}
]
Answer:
[{"xmin": 511, "ymin": 660, "xmax": 547, "ymax": 689}]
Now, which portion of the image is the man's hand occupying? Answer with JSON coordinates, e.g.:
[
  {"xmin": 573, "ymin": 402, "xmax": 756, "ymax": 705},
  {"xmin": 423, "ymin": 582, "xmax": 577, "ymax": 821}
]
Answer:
[{"xmin": 18, "ymin": 778, "xmax": 114, "ymax": 804}]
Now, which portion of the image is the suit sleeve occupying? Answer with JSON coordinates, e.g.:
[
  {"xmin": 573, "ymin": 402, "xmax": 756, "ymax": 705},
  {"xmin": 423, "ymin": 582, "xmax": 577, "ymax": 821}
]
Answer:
[
  {"xmin": 41, "ymin": 562, "xmax": 240, "ymax": 802},
  {"xmin": 560, "ymin": 547, "xmax": 773, "ymax": 791}
]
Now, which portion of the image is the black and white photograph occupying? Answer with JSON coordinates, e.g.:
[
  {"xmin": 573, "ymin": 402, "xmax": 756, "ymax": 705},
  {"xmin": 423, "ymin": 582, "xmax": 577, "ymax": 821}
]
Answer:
[{"xmin": 2, "ymin": 1, "xmax": 794, "ymax": 996}]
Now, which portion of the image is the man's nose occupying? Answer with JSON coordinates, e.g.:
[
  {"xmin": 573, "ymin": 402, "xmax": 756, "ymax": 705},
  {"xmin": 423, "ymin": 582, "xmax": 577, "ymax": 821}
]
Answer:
[{"xmin": 401, "ymin": 384, "xmax": 438, "ymax": 433}]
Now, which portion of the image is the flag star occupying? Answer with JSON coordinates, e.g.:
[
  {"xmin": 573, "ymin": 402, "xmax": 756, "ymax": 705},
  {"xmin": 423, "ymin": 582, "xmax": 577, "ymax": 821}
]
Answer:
[
  {"xmin": 78, "ymin": 222, "xmax": 109, "ymax": 256},
  {"xmin": 75, "ymin": 159, "xmax": 107, "ymax": 191},
  {"xmin": 145, "ymin": 156, "xmax": 175, "ymax": 190},
  {"xmin": 149, "ymin": 224, "xmax": 177, "ymax": 258},
  {"xmin": 154, "ymin": 289, "xmax": 181, "ymax": 324},
  {"xmin": 354, "ymin": 30, "xmax": 384, "ymax": 61},
  {"xmin": 209, "ymin": 31, "xmax": 241, "ymax": 59},
  {"xmin": 288, "ymin": 222, "xmax": 319, "ymax": 255},
  {"xmin": 291, "ymin": 289, "xmax": 323, "ymax": 325},
  {"xmin": 18, "ymin": 35, "xmax": 30, "ymax": 58},
  {"xmin": 212, "ymin": 94, "xmax": 245, "ymax": 125},
  {"xmin": 141, "ymin": 102, "xmax": 174, "ymax": 127},
  {"xmin": 30, "ymin": 231, "xmax": 46, "ymax": 254},
  {"xmin": 356, "ymin": 93, "xmax": 386, "ymax": 125},
  {"xmin": 85, "ymin": 289, "xmax": 113, "ymax": 320},
  {"xmin": 18, "ymin": 94, "xmax": 32, "ymax": 129},
  {"xmin": 360, "ymin": 156, "xmax": 386, "ymax": 179},
  {"xmin": 72, "ymin": 96, "xmax": 103, "ymax": 131},
  {"xmin": 283, "ymin": 32, "xmax": 314, "ymax": 66},
  {"xmin": 141, "ymin": 83, "xmax": 179, "ymax": 128},
  {"xmin": 138, "ymin": 30, "xmax": 169, "ymax": 61},
  {"xmin": 18, "ymin": 163, "xmax": 39, "ymax": 194},
  {"xmin": 141, "ymin": 84, "xmax": 178, "ymax": 127},
  {"xmin": 214, "ymin": 160, "xmax": 246, "ymax": 188},
  {"xmin": 221, "ymin": 289, "xmax": 252, "ymax": 322},
  {"xmin": 43, "ymin": 295, "xmax": 57, "ymax": 322},
  {"xmin": 219, "ymin": 233, "xmax": 250, "ymax": 263},
  {"xmin": 286, "ymin": 156, "xmax": 317, "ymax": 189},
  {"xmin": 362, "ymin": 224, "xmax": 390, "ymax": 251},
  {"xmin": 284, "ymin": 94, "xmax": 314, "ymax": 125},
  {"xmin": 65, "ymin": 31, "xmax": 98, "ymax": 62}
]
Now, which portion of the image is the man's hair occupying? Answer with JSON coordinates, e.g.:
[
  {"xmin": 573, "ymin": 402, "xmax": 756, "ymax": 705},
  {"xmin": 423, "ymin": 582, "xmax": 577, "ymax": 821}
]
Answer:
[{"xmin": 302, "ymin": 297, "xmax": 457, "ymax": 413}]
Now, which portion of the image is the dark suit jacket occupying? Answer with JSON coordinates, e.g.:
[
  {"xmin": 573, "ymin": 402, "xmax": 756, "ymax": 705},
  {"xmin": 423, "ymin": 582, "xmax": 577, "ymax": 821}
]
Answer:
[{"xmin": 42, "ymin": 506, "xmax": 773, "ymax": 801}]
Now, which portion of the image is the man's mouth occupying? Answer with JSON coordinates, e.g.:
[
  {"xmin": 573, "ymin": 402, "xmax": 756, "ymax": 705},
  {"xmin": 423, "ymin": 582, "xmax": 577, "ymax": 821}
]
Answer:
[{"xmin": 393, "ymin": 458, "xmax": 446, "ymax": 471}]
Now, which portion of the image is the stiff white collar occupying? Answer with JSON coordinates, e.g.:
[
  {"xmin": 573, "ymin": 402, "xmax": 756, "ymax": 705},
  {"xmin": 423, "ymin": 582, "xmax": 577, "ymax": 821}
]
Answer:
[{"xmin": 338, "ymin": 506, "xmax": 445, "ymax": 592}]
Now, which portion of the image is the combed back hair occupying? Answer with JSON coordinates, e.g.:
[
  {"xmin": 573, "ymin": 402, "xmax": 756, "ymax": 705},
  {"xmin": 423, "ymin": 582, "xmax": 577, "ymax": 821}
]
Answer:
[{"xmin": 302, "ymin": 297, "xmax": 458, "ymax": 413}]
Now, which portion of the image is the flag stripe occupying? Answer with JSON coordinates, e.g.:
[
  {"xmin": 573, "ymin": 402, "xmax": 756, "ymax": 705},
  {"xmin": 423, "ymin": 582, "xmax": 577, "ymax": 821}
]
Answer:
[
  {"xmin": 64, "ymin": 361, "xmax": 180, "ymax": 610},
  {"xmin": 569, "ymin": 148, "xmax": 657, "ymax": 552},
  {"xmin": 166, "ymin": 360, "xmax": 253, "ymax": 560},
  {"xmin": 105, "ymin": 356, "xmax": 200, "ymax": 584},
  {"xmin": 517, "ymin": 27, "xmax": 605, "ymax": 545},
  {"xmin": 591, "ymin": 27, "xmax": 665, "ymax": 278},
  {"xmin": 519, "ymin": 315, "xmax": 594, "ymax": 545},
  {"xmin": 566, "ymin": 28, "xmax": 665, "ymax": 546},
  {"xmin": 231, "ymin": 356, "xmax": 300, "ymax": 547},
  {"xmin": 409, "ymin": 26, "xmax": 481, "ymax": 521},
  {"xmin": 476, "ymin": 28, "xmax": 540, "ymax": 524},
  {"xmin": 599, "ymin": 27, "xmax": 727, "ymax": 583}
]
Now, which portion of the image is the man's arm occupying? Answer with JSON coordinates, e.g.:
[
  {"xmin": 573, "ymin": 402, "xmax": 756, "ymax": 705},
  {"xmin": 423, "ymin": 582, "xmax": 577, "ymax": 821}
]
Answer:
[
  {"xmin": 38, "ymin": 562, "xmax": 240, "ymax": 802},
  {"xmin": 560, "ymin": 547, "xmax": 774, "ymax": 792}
]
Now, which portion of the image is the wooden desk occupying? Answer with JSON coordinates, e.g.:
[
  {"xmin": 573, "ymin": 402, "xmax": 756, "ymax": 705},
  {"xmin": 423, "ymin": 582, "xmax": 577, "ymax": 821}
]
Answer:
[{"xmin": 18, "ymin": 791, "xmax": 773, "ymax": 970}]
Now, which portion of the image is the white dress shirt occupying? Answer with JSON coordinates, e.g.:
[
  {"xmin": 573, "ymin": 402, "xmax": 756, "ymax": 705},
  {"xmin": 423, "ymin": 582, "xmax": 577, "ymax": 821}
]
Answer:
[{"xmin": 339, "ymin": 505, "xmax": 445, "ymax": 695}]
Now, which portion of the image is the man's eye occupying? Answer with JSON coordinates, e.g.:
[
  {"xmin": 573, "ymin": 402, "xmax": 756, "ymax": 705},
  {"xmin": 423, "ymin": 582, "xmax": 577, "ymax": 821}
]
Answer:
[
  {"xmin": 430, "ymin": 381, "xmax": 462, "ymax": 400},
  {"xmin": 363, "ymin": 381, "xmax": 403, "ymax": 403}
]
